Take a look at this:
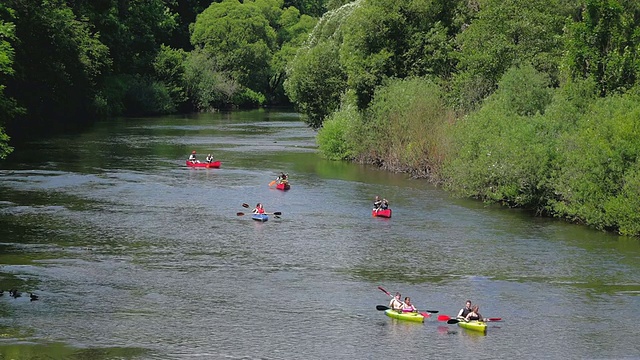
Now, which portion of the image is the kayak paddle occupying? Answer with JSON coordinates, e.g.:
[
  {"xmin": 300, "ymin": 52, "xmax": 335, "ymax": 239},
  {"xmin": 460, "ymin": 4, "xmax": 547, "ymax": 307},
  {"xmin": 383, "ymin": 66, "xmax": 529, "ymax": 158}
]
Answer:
[
  {"xmin": 269, "ymin": 180, "xmax": 276, "ymax": 186},
  {"xmin": 446, "ymin": 317, "xmax": 502, "ymax": 324},
  {"xmin": 438, "ymin": 313, "xmax": 501, "ymax": 322},
  {"xmin": 237, "ymin": 211, "xmax": 282, "ymax": 216},
  {"xmin": 376, "ymin": 305, "xmax": 436, "ymax": 316}
]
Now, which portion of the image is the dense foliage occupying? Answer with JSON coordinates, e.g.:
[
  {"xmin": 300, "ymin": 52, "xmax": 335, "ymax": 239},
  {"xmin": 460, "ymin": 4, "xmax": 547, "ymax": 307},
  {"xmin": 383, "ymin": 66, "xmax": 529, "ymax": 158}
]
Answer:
[
  {"xmin": 1, "ymin": 0, "xmax": 640, "ymax": 236},
  {"xmin": 0, "ymin": 0, "xmax": 318, "ymax": 141},
  {"xmin": 301, "ymin": 0, "xmax": 640, "ymax": 236}
]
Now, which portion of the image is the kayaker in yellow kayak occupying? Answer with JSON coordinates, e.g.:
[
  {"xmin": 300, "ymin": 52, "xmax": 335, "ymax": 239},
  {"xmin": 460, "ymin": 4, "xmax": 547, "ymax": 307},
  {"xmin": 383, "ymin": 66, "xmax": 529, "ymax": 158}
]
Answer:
[
  {"xmin": 402, "ymin": 297, "xmax": 417, "ymax": 312},
  {"xmin": 389, "ymin": 292, "xmax": 403, "ymax": 310},
  {"xmin": 464, "ymin": 305, "xmax": 485, "ymax": 322},
  {"xmin": 457, "ymin": 299, "xmax": 473, "ymax": 319}
]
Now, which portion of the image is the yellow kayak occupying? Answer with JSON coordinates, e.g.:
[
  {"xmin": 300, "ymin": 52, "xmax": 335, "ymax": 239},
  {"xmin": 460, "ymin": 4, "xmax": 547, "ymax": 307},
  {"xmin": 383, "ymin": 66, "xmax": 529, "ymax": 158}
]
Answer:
[
  {"xmin": 457, "ymin": 320, "xmax": 487, "ymax": 333},
  {"xmin": 384, "ymin": 309, "xmax": 425, "ymax": 323}
]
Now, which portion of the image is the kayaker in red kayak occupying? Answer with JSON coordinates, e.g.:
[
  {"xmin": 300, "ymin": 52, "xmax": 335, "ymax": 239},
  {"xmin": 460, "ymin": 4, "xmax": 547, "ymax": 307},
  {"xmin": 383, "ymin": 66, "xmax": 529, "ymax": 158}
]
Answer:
[
  {"xmin": 205, "ymin": 153, "xmax": 214, "ymax": 163},
  {"xmin": 276, "ymin": 172, "xmax": 289, "ymax": 185},
  {"xmin": 402, "ymin": 297, "xmax": 417, "ymax": 312},
  {"xmin": 381, "ymin": 198, "xmax": 389, "ymax": 209},
  {"xmin": 188, "ymin": 150, "xmax": 199, "ymax": 163},
  {"xmin": 373, "ymin": 196, "xmax": 382, "ymax": 210},
  {"xmin": 389, "ymin": 292, "xmax": 403, "ymax": 310},
  {"xmin": 373, "ymin": 196, "xmax": 389, "ymax": 211},
  {"xmin": 252, "ymin": 203, "xmax": 265, "ymax": 214},
  {"xmin": 457, "ymin": 299, "xmax": 473, "ymax": 319}
]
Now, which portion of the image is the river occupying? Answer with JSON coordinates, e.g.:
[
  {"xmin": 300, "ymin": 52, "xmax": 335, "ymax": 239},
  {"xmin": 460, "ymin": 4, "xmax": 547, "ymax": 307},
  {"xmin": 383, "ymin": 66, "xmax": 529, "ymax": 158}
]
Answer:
[{"xmin": 1, "ymin": 110, "xmax": 639, "ymax": 359}]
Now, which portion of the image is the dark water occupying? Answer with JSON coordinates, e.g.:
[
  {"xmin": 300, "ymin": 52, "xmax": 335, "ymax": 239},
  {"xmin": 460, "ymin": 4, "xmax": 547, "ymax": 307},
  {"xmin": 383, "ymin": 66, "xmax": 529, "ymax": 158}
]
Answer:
[{"xmin": 1, "ymin": 110, "xmax": 639, "ymax": 359}]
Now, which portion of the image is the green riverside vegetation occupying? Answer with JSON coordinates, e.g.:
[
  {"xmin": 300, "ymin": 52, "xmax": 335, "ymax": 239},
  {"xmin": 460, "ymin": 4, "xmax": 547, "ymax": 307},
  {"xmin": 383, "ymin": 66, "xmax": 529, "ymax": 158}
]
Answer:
[{"xmin": 1, "ymin": 0, "xmax": 639, "ymax": 236}]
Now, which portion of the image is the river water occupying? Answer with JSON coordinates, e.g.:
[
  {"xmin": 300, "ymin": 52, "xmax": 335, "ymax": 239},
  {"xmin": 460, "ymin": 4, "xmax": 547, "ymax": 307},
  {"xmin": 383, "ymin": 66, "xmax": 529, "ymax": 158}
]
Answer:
[{"xmin": 0, "ymin": 110, "xmax": 639, "ymax": 359}]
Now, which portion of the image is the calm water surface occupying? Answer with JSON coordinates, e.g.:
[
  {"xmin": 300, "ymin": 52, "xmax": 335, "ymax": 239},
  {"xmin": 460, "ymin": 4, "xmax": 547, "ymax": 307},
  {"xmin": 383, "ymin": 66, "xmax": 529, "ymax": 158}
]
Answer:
[{"xmin": 1, "ymin": 110, "xmax": 639, "ymax": 359}]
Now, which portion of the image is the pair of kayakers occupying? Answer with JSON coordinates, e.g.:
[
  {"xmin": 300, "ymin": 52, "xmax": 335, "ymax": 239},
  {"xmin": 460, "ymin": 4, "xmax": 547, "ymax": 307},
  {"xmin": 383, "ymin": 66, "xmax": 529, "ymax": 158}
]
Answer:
[
  {"xmin": 373, "ymin": 195, "xmax": 389, "ymax": 211},
  {"xmin": 187, "ymin": 150, "xmax": 215, "ymax": 164},
  {"xmin": 457, "ymin": 299, "xmax": 485, "ymax": 321},
  {"xmin": 275, "ymin": 172, "xmax": 289, "ymax": 185},
  {"xmin": 389, "ymin": 292, "xmax": 417, "ymax": 312}
]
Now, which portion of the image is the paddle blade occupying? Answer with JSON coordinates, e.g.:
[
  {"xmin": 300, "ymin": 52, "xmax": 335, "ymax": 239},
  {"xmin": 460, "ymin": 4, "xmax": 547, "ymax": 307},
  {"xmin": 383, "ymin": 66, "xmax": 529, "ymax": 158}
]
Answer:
[
  {"xmin": 424, "ymin": 309, "xmax": 439, "ymax": 313},
  {"xmin": 269, "ymin": 180, "xmax": 276, "ymax": 186},
  {"xmin": 377, "ymin": 286, "xmax": 391, "ymax": 296},
  {"xmin": 447, "ymin": 319, "xmax": 461, "ymax": 324},
  {"xmin": 437, "ymin": 315, "xmax": 451, "ymax": 322},
  {"xmin": 376, "ymin": 305, "xmax": 389, "ymax": 311},
  {"xmin": 487, "ymin": 317, "xmax": 502, "ymax": 322},
  {"xmin": 236, "ymin": 212, "xmax": 245, "ymax": 216},
  {"xmin": 242, "ymin": 203, "xmax": 250, "ymax": 208},
  {"xmin": 273, "ymin": 211, "xmax": 282, "ymax": 216}
]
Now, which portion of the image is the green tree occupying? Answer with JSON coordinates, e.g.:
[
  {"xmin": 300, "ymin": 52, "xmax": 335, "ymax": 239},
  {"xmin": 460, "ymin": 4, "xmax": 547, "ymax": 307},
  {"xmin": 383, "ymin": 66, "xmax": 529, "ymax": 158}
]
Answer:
[
  {"xmin": 5, "ymin": 0, "xmax": 110, "ymax": 133},
  {"xmin": 549, "ymin": 90, "xmax": 640, "ymax": 234},
  {"xmin": 444, "ymin": 65, "xmax": 555, "ymax": 206},
  {"xmin": 563, "ymin": 0, "xmax": 640, "ymax": 96},
  {"xmin": 453, "ymin": 0, "xmax": 571, "ymax": 111},
  {"xmin": 0, "ymin": 4, "xmax": 17, "ymax": 159},
  {"xmin": 153, "ymin": 44, "xmax": 189, "ymax": 111},
  {"xmin": 285, "ymin": 40, "xmax": 347, "ymax": 128},
  {"xmin": 286, "ymin": 0, "xmax": 464, "ymax": 126},
  {"xmin": 190, "ymin": 0, "xmax": 277, "ymax": 105},
  {"xmin": 69, "ymin": 0, "xmax": 178, "ymax": 76},
  {"xmin": 339, "ymin": 0, "xmax": 463, "ymax": 109},
  {"xmin": 271, "ymin": 7, "xmax": 316, "ymax": 103}
]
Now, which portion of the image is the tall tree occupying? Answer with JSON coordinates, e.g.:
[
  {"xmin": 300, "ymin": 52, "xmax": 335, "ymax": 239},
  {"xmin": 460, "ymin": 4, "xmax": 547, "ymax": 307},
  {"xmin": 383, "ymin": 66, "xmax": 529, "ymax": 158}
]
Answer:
[
  {"xmin": 453, "ymin": 0, "xmax": 571, "ymax": 111},
  {"xmin": 564, "ymin": 0, "xmax": 640, "ymax": 96},
  {"xmin": 4, "ymin": 0, "xmax": 110, "ymax": 135},
  {"xmin": 0, "ymin": 4, "xmax": 17, "ymax": 158}
]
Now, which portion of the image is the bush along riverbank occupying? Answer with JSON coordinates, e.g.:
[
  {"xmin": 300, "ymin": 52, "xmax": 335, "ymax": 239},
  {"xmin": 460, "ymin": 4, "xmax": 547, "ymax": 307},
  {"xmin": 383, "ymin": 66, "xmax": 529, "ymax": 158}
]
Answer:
[{"xmin": 317, "ymin": 71, "xmax": 640, "ymax": 237}]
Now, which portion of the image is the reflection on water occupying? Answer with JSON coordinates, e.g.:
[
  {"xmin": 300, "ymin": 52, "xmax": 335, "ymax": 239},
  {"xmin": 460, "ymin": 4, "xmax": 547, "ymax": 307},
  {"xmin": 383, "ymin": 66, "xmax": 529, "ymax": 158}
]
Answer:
[{"xmin": 0, "ymin": 110, "xmax": 639, "ymax": 359}]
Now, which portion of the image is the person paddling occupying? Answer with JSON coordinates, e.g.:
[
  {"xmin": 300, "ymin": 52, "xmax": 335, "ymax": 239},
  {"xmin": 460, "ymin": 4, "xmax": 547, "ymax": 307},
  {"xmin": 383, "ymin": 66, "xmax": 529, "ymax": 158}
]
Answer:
[
  {"xmin": 389, "ymin": 292, "xmax": 403, "ymax": 310},
  {"xmin": 252, "ymin": 203, "xmax": 265, "ymax": 214},
  {"xmin": 373, "ymin": 196, "xmax": 382, "ymax": 211},
  {"xmin": 457, "ymin": 299, "xmax": 472, "ymax": 319},
  {"xmin": 465, "ymin": 305, "xmax": 485, "ymax": 322},
  {"xmin": 381, "ymin": 198, "xmax": 389, "ymax": 210},
  {"xmin": 205, "ymin": 153, "xmax": 214, "ymax": 163},
  {"xmin": 402, "ymin": 297, "xmax": 417, "ymax": 313},
  {"xmin": 188, "ymin": 150, "xmax": 199, "ymax": 163},
  {"xmin": 276, "ymin": 172, "xmax": 288, "ymax": 184}
]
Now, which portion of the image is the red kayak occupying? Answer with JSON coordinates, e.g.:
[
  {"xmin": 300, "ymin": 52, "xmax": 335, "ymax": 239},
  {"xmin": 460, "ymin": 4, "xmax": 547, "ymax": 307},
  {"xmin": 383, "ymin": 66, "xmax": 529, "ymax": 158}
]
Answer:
[
  {"xmin": 276, "ymin": 182, "xmax": 290, "ymax": 191},
  {"xmin": 186, "ymin": 160, "xmax": 221, "ymax": 168},
  {"xmin": 372, "ymin": 208, "xmax": 392, "ymax": 218}
]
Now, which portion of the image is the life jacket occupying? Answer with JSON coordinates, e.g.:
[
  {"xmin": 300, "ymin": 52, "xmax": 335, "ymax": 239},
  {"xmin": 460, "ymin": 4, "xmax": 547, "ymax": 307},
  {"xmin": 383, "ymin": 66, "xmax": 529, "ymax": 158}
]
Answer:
[{"xmin": 460, "ymin": 307, "xmax": 471, "ymax": 318}]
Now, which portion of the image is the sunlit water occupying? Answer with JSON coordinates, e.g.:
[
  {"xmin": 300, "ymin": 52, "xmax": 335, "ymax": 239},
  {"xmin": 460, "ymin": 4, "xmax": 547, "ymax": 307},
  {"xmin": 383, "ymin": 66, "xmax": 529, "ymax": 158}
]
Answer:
[{"xmin": 1, "ymin": 110, "xmax": 639, "ymax": 359}]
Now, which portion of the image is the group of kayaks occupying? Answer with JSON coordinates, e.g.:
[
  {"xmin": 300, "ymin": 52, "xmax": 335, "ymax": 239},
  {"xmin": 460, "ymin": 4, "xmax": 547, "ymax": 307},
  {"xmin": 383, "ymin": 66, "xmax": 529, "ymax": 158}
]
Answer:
[
  {"xmin": 382, "ymin": 308, "xmax": 491, "ymax": 334},
  {"xmin": 377, "ymin": 287, "xmax": 499, "ymax": 334}
]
